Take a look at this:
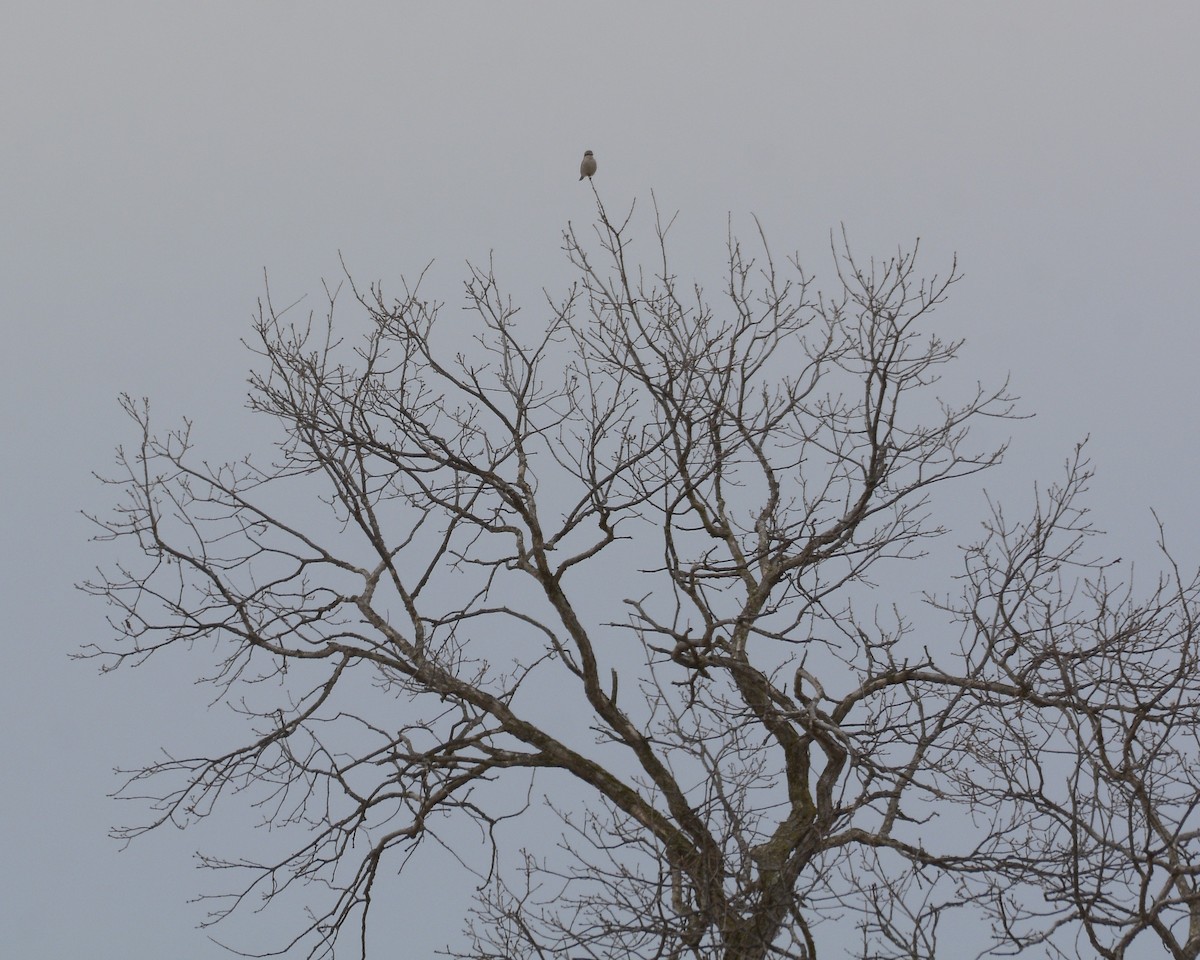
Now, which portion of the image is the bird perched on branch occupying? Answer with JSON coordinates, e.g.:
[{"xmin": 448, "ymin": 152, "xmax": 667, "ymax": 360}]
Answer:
[{"xmin": 579, "ymin": 150, "xmax": 597, "ymax": 181}]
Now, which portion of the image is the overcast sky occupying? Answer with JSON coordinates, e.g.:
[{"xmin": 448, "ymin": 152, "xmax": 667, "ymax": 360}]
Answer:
[{"xmin": 3, "ymin": 3, "xmax": 1198, "ymax": 957}]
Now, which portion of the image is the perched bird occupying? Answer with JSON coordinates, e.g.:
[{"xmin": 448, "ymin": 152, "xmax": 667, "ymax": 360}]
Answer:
[{"xmin": 579, "ymin": 150, "xmax": 597, "ymax": 181}]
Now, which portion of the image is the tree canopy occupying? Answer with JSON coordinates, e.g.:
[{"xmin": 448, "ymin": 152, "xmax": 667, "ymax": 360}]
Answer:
[{"xmin": 84, "ymin": 201, "xmax": 1200, "ymax": 960}]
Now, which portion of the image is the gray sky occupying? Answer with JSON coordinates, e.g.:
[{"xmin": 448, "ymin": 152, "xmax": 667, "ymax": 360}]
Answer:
[{"xmin": 3, "ymin": 3, "xmax": 1198, "ymax": 957}]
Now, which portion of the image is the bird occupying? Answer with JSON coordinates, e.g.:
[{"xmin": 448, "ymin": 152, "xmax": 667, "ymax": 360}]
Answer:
[{"xmin": 579, "ymin": 150, "xmax": 597, "ymax": 181}]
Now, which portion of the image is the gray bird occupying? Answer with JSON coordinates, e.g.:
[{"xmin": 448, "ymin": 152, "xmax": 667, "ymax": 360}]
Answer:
[{"xmin": 579, "ymin": 150, "xmax": 597, "ymax": 181}]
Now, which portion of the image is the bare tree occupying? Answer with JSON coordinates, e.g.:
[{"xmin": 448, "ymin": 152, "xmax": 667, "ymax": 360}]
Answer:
[{"xmin": 83, "ymin": 198, "xmax": 1200, "ymax": 960}]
